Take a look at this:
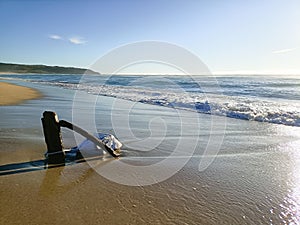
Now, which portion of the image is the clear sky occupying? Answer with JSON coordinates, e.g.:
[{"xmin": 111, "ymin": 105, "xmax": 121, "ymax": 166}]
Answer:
[{"xmin": 1, "ymin": 0, "xmax": 300, "ymax": 75}]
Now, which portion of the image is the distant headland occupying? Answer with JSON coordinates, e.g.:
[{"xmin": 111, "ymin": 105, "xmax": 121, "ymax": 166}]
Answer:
[{"xmin": 0, "ymin": 62, "xmax": 100, "ymax": 75}]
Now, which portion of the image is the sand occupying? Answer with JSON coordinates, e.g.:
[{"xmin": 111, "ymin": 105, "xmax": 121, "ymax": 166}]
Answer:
[
  {"xmin": 0, "ymin": 81, "xmax": 41, "ymax": 106},
  {"xmin": 0, "ymin": 80, "xmax": 300, "ymax": 224}
]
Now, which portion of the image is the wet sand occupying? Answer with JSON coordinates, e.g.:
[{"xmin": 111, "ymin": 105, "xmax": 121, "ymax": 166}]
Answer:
[
  {"xmin": 0, "ymin": 81, "xmax": 41, "ymax": 106},
  {"xmin": 0, "ymin": 80, "xmax": 300, "ymax": 224}
]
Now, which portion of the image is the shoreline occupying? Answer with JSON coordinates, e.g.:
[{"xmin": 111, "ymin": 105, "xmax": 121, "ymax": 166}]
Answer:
[{"xmin": 0, "ymin": 81, "xmax": 42, "ymax": 106}]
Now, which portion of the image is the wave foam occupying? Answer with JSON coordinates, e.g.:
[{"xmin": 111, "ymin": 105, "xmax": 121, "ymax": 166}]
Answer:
[{"xmin": 48, "ymin": 82, "xmax": 300, "ymax": 127}]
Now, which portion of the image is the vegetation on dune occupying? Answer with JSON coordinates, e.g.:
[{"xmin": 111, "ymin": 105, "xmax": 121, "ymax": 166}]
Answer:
[{"xmin": 0, "ymin": 62, "xmax": 100, "ymax": 74}]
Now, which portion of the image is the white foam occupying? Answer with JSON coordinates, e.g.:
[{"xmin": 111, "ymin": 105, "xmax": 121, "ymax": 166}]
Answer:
[
  {"xmin": 7, "ymin": 75, "xmax": 298, "ymax": 127},
  {"xmin": 50, "ymin": 82, "xmax": 300, "ymax": 127}
]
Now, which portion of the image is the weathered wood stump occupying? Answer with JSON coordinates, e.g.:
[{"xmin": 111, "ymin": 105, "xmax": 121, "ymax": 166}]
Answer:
[
  {"xmin": 41, "ymin": 111, "xmax": 65, "ymax": 165},
  {"xmin": 41, "ymin": 111, "xmax": 120, "ymax": 164}
]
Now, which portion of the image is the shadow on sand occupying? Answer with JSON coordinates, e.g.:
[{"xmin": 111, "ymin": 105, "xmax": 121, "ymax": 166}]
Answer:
[{"xmin": 0, "ymin": 153, "xmax": 111, "ymax": 176}]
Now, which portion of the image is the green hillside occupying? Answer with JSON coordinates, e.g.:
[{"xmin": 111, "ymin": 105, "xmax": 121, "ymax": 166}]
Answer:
[{"xmin": 0, "ymin": 62, "xmax": 100, "ymax": 74}]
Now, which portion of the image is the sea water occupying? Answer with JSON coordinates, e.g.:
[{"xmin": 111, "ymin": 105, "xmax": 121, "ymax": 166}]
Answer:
[{"xmin": 2, "ymin": 74, "xmax": 299, "ymax": 127}]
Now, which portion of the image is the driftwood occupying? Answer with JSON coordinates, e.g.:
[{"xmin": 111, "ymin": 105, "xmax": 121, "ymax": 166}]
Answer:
[
  {"xmin": 41, "ymin": 111, "xmax": 65, "ymax": 164},
  {"xmin": 42, "ymin": 111, "xmax": 119, "ymax": 164}
]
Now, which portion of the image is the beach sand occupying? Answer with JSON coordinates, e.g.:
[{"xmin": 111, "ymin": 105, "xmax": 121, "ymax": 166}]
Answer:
[
  {"xmin": 0, "ymin": 80, "xmax": 300, "ymax": 224},
  {"xmin": 0, "ymin": 81, "xmax": 41, "ymax": 106}
]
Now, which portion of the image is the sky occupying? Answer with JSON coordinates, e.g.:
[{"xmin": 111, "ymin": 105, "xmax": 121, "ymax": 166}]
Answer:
[{"xmin": 0, "ymin": 0, "xmax": 300, "ymax": 75}]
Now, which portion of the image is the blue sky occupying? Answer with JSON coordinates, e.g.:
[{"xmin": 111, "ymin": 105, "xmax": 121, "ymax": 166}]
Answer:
[{"xmin": 0, "ymin": 0, "xmax": 300, "ymax": 74}]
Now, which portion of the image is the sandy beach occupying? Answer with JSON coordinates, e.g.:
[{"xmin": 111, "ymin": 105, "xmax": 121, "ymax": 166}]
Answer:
[
  {"xmin": 0, "ymin": 80, "xmax": 300, "ymax": 224},
  {"xmin": 0, "ymin": 81, "xmax": 41, "ymax": 106}
]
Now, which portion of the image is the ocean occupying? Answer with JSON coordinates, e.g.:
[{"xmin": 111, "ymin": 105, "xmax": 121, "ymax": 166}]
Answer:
[{"xmin": 2, "ymin": 74, "xmax": 300, "ymax": 127}]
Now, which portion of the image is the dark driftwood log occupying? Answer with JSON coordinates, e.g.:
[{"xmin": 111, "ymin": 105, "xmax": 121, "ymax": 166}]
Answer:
[
  {"xmin": 41, "ymin": 111, "xmax": 65, "ymax": 164},
  {"xmin": 41, "ymin": 111, "xmax": 119, "ymax": 164}
]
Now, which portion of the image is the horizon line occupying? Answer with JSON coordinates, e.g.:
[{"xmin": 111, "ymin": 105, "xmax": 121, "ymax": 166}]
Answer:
[{"xmin": 1, "ymin": 61, "xmax": 300, "ymax": 76}]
